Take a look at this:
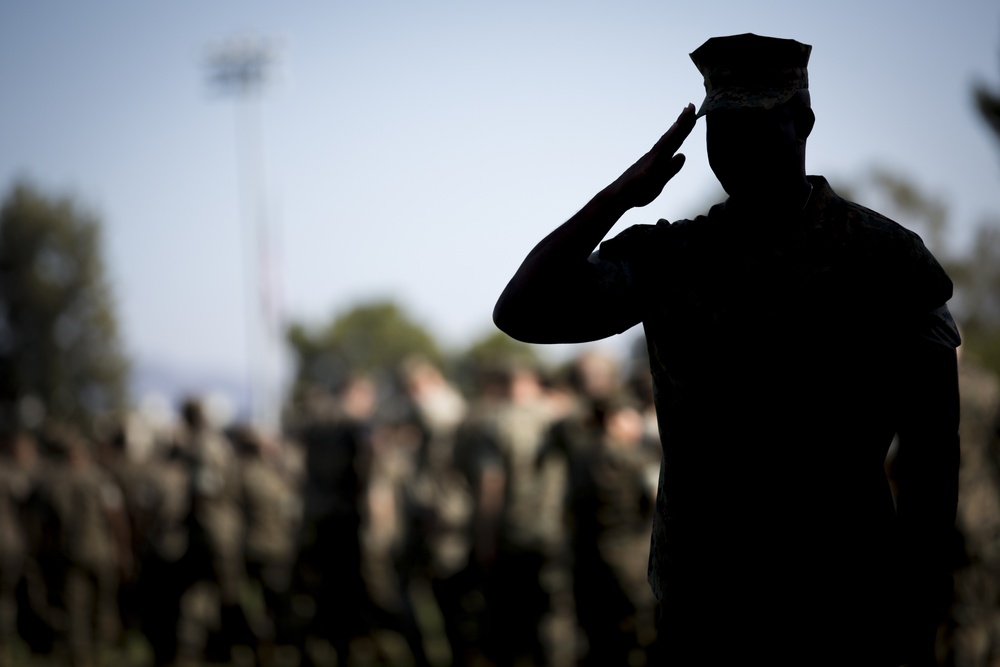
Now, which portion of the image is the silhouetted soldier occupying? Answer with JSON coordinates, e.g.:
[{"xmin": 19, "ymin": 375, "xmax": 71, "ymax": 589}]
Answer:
[{"xmin": 494, "ymin": 33, "xmax": 960, "ymax": 666}]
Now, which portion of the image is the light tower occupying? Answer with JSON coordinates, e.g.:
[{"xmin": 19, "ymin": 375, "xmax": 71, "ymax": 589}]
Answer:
[{"xmin": 206, "ymin": 36, "xmax": 282, "ymax": 431}]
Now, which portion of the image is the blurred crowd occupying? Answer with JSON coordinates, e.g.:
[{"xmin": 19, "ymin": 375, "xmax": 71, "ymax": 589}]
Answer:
[
  {"xmin": 1, "ymin": 346, "xmax": 1000, "ymax": 667},
  {"xmin": 0, "ymin": 349, "xmax": 666, "ymax": 667}
]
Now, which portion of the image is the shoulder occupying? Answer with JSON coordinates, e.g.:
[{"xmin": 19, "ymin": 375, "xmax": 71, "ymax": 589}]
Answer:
[
  {"xmin": 814, "ymin": 175, "xmax": 929, "ymax": 252},
  {"xmin": 813, "ymin": 177, "xmax": 954, "ymax": 312},
  {"xmin": 836, "ymin": 194, "xmax": 927, "ymax": 255}
]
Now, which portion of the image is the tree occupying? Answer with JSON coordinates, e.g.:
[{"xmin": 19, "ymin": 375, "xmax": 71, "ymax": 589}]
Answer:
[
  {"xmin": 961, "ymin": 59, "xmax": 1000, "ymax": 374},
  {"xmin": 459, "ymin": 329, "xmax": 540, "ymax": 370},
  {"xmin": 286, "ymin": 299, "xmax": 443, "ymax": 395},
  {"xmin": 951, "ymin": 219, "xmax": 1000, "ymax": 373},
  {"xmin": 452, "ymin": 328, "xmax": 545, "ymax": 394},
  {"xmin": 974, "ymin": 56, "xmax": 1000, "ymax": 152},
  {"xmin": 0, "ymin": 180, "xmax": 129, "ymax": 432}
]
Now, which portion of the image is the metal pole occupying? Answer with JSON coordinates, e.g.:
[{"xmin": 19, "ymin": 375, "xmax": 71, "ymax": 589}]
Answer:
[{"xmin": 206, "ymin": 36, "xmax": 280, "ymax": 430}]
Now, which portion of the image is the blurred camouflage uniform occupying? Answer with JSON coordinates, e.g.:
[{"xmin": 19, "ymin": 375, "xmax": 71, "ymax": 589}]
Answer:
[
  {"xmin": 23, "ymin": 424, "xmax": 122, "ymax": 667},
  {"xmin": 181, "ymin": 401, "xmax": 244, "ymax": 598},
  {"xmin": 136, "ymin": 435, "xmax": 195, "ymax": 666},
  {"xmin": 559, "ymin": 394, "xmax": 660, "ymax": 666},
  {"xmin": 99, "ymin": 419, "xmax": 158, "ymax": 639},
  {"xmin": 364, "ymin": 412, "xmax": 434, "ymax": 667},
  {"xmin": 401, "ymin": 357, "xmax": 471, "ymax": 582},
  {"xmin": 458, "ymin": 364, "xmax": 559, "ymax": 667},
  {"xmin": 394, "ymin": 358, "xmax": 469, "ymax": 667},
  {"xmin": 177, "ymin": 398, "xmax": 250, "ymax": 662},
  {"xmin": 938, "ymin": 359, "xmax": 1000, "ymax": 666},
  {"xmin": 0, "ymin": 431, "xmax": 31, "ymax": 667},
  {"xmin": 231, "ymin": 425, "xmax": 299, "ymax": 654},
  {"xmin": 290, "ymin": 377, "xmax": 377, "ymax": 664}
]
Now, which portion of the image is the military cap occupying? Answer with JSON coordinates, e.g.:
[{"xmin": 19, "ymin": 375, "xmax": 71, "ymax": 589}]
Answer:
[{"xmin": 690, "ymin": 33, "xmax": 811, "ymax": 117}]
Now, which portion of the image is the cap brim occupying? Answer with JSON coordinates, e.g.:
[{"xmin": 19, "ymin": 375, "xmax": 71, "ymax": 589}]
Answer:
[{"xmin": 696, "ymin": 86, "xmax": 798, "ymax": 117}]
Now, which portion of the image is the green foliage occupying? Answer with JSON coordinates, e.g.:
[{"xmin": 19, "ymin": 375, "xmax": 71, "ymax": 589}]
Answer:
[
  {"xmin": 949, "ymin": 220, "xmax": 1000, "ymax": 372},
  {"xmin": 452, "ymin": 329, "xmax": 544, "ymax": 394},
  {"xmin": 460, "ymin": 329, "xmax": 540, "ymax": 370},
  {"xmin": 0, "ymin": 180, "xmax": 129, "ymax": 432},
  {"xmin": 959, "ymin": 49, "xmax": 1000, "ymax": 375},
  {"xmin": 286, "ymin": 299, "xmax": 443, "ymax": 393}
]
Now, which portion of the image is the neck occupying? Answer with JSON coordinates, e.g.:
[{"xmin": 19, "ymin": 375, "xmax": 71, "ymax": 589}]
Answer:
[{"xmin": 728, "ymin": 175, "xmax": 812, "ymax": 213}]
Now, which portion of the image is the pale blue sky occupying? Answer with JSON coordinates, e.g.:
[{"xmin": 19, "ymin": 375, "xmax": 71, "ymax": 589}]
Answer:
[{"xmin": 2, "ymin": 1, "xmax": 998, "ymax": 416}]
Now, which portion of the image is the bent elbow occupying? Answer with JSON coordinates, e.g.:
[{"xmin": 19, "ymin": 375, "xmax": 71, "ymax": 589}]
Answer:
[
  {"xmin": 493, "ymin": 291, "xmax": 552, "ymax": 343},
  {"xmin": 492, "ymin": 296, "xmax": 529, "ymax": 342}
]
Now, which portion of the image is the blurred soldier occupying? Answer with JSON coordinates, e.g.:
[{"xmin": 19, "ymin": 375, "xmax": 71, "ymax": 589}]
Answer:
[
  {"xmin": 363, "ymin": 405, "xmax": 434, "ymax": 667},
  {"xmin": 178, "ymin": 396, "xmax": 249, "ymax": 663},
  {"xmin": 563, "ymin": 393, "xmax": 660, "ymax": 666},
  {"xmin": 938, "ymin": 352, "xmax": 1000, "ymax": 665},
  {"xmin": 540, "ymin": 353, "xmax": 653, "ymax": 664},
  {"xmin": 135, "ymin": 425, "xmax": 195, "ymax": 667},
  {"xmin": 398, "ymin": 356, "xmax": 470, "ymax": 581},
  {"xmin": 626, "ymin": 337, "xmax": 663, "ymax": 451},
  {"xmin": 458, "ymin": 361, "xmax": 558, "ymax": 667},
  {"xmin": 396, "ymin": 357, "xmax": 472, "ymax": 667},
  {"xmin": 24, "ymin": 423, "xmax": 122, "ymax": 667},
  {"xmin": 567, "ymin": 349, "xmax": 621, "ymax": 406},
  {"xmin": 230, "ymin": 424, "xmax": 299, "ymax": 664},
  {"xmin": 420, "ymin": 362, "xmax": 512, "ymax": 667},
  {"xmin": 0, "ymin": 430, "xmax": 31, "ymax": 667},
  {"xmin": 98, "ymin": 417, "xmax": 157, "ymax": 642},
  {"xmin": 290, "ymin": 375, "xmax": 378, "ymax": 665}
]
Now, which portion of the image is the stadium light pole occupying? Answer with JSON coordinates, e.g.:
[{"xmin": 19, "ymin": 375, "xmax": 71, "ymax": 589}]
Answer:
[{"xmin": 206, "ymin": 36, "xmax": 282, "ymax": 432}]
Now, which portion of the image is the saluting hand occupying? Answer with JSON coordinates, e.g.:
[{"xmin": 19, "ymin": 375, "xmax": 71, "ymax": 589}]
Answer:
[{"xmin": 608, "ymin": 103, "xmax": 697, "ymax": 209}]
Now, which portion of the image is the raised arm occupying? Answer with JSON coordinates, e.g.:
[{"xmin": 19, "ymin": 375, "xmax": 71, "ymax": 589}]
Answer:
[{"xmin": 493, "ymin": 104, "xmax": 697, "ymax": 344}]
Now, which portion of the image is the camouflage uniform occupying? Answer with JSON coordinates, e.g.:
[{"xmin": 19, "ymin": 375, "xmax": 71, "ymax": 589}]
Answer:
[
  {"xmin": 136, "ymin": 441, "xmax": 195, "ymax": 666},
  {"xmin": 457, "ymin": 369, "xmax": 559, "ymax": 667},
  {"xmin": 363, "ymin": 416, "xmax": 435, "ymax": 667},
  {"xmin": 557, "ymin": 396, "xmax": 660, "ymax": 666},
  {"xmin": 25, "ymin": 429, "xmax": 122, "ymax": 667},
  {"xmin": 595, "ymin": 175, "xmax": 960, "ymax": 664},
  {"xmin": 101, "ymin": 426, "xmax": 158, "ymax": 639},
  {"xmin": 183, "ymin": 419, "xmax": 252, "ymax": 662},
  {"xmin": 938, "ymin": 360, "xmax": 1000, "ymax": 666},
  {"xmin": 231, "ymin": 429, "xmax": 298, "ymax": 656},
  {"xmin": 0, "ymin": 435, "xmax": 30, "ymax": 667},
  {"xmin": 395, "ymin": 362, "xmax": 470, "ymax": 667},
  {"xmin": 186, "ymin": 425, "xmax": 245, "ymax": 598},
  {"xmin": 291, "ymin": 409, "xmax": 375, "ymax": 662}
]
